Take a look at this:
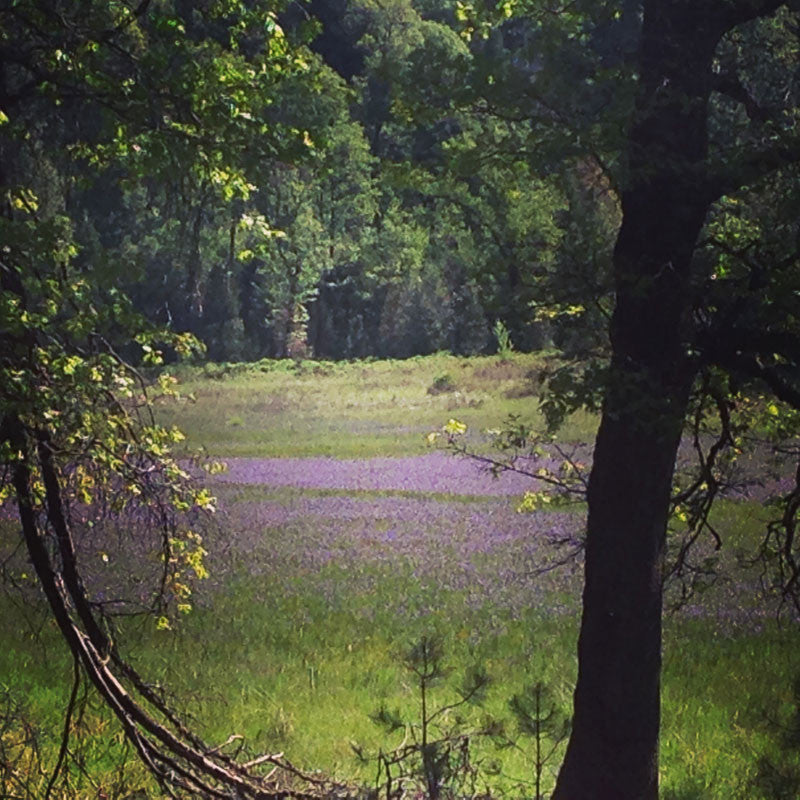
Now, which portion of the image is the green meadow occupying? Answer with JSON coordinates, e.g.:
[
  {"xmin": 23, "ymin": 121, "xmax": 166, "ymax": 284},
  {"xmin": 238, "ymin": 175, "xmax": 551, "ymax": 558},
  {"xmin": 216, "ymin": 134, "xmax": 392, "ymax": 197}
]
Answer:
[
  {"xmin": 156, "ymin": 352, "xmax": 597, "ymax": 457},
  {"xmin": 2, "ymin": 353, "xmax": 798, "ymax": 798}
]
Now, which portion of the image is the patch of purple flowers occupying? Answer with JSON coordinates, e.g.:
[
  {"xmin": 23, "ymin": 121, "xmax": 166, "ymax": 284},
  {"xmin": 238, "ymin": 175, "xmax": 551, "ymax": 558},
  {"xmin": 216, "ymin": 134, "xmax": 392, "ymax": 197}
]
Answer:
[
  {"xmin": 197, "ymin": 449, "xmax": 794, "ymax": 630},
  {"xmin": 212, "ymin": 452, "xmax": 538, "ymax": 496}
]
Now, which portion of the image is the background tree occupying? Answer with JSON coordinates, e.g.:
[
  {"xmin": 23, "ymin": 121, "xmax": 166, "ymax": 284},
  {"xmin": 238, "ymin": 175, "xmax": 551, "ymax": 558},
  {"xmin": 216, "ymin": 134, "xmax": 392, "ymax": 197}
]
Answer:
[{"xmin": 24, "ymin": 0, "xmax": 618, "ymax": 364}]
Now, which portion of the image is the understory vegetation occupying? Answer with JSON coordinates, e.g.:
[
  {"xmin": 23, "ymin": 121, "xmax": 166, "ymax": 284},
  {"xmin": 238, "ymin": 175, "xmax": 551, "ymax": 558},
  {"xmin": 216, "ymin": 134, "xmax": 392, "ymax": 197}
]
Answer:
[{"xmin": 2, "ymin": 354, "xmax": 798, "ymax": 798}]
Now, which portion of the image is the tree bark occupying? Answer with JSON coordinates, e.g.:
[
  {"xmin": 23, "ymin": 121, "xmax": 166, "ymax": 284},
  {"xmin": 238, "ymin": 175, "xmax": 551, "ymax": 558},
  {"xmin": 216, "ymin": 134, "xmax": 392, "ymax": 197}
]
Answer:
[{"xmin": 552, "ymin": 3, "xmax": 735, "ymax": 797}]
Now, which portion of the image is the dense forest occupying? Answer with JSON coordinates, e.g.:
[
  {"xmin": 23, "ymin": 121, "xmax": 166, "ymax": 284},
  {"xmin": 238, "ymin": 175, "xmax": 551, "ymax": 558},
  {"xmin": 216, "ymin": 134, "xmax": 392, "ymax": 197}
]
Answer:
[
  {"xmin": 25, "ymin": 0, "xmax": 626, "ymax": 364},
  {"xmin": 14, "ymin": 0, "xmax": 798, "ymax": 370}
]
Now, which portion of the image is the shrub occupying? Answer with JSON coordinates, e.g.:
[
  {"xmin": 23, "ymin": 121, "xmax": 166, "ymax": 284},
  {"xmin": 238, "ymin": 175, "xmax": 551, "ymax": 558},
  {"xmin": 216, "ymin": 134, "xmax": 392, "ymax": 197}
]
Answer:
[
  {"xmin": 357, "ymin": 636, "xmax": 494, "ymax": 800},
  {"xmin": 428, "ymin": 373, "xmax": 457, "ymax": 395}
]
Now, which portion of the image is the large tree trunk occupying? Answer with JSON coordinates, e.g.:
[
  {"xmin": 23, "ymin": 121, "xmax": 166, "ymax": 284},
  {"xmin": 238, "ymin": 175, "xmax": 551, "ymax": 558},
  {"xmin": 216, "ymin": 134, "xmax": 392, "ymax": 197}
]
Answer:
[
  {"xmin": 552, "ymin": 363, "xmax": 695, "ymax": 798},
  {"xmin": 552, "ymin": 3, "xmax": 733, "ymax": 796}
]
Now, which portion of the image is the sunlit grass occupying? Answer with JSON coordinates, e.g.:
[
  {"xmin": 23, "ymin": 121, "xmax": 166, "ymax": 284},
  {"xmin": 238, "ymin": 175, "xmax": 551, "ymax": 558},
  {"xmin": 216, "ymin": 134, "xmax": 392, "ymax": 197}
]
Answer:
[
  {"xmin": 156, "ymin": 353, "xmax": 598, "ymax": 457},
  {"xmin": 661, "ymin": 622, "xmax": 800, "ymax": 798},
  {"xmin": 3, "ymin": 560, "xmax": 798, "ymax": 798}
]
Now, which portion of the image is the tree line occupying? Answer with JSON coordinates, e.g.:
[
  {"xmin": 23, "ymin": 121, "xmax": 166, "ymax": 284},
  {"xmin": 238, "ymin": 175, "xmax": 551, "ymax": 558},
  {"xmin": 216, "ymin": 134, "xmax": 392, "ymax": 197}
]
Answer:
[{"xmin": 66, "ymin": 0, "xmax": 619, "ymax": 363}]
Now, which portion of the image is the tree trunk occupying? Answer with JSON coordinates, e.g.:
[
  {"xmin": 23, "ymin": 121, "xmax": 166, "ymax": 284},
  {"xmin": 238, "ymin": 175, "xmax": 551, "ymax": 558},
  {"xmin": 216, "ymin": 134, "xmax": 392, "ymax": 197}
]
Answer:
[
  {"xmin": 552, "ymin": 365, "xmax": 694, "ymax": 798},
  {"xmin": 552, "ymin": 3, "xmax": 734, "ymax": 796}
]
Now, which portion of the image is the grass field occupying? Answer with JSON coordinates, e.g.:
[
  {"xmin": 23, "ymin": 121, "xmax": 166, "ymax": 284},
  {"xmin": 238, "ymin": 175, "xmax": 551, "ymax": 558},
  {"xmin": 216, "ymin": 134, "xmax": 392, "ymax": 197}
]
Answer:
[
  {"xmin": 1, "ymin": 353, "xmax": 799, "ymax": 798},
  {"xmin": 156, "ymin": 352, "xmax": 598, "ymax": 457}
]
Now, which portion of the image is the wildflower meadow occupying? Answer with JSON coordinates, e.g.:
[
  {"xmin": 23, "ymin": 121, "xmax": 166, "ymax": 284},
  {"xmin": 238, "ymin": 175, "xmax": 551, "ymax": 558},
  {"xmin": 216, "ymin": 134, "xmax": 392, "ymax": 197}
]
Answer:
[{"xmin": 1, "ymin": 354, "xmax": 798, "ymax": 798}]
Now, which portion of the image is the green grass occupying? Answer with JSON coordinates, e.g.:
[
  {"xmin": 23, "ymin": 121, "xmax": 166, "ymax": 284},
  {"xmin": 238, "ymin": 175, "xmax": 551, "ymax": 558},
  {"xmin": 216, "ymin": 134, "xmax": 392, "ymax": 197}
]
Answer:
[
  {"xmin": 155, "ymin": 353, "xmax": 598, "ymax": 458},
  {"xmin": 3, "ymin": 565, "xmax": 798, "ymax": 798},
  {"xmin": 661, "ymin": 623, "xmax": 800, "ymax": 797}
]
